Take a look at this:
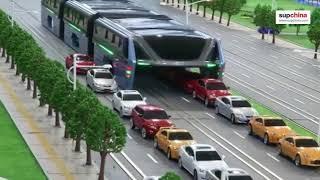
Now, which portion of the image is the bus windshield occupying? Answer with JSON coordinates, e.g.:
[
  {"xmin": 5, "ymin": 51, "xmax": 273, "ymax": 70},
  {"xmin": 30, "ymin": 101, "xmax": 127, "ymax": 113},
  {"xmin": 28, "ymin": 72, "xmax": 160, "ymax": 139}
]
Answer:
[{"xmin": 144, "ymin": 36, "xmax": 206, "ymax": 60}]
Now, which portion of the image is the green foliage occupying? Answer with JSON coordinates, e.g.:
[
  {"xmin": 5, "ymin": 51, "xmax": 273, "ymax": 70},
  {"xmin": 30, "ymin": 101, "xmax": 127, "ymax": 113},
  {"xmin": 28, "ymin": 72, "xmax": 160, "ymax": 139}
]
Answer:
[
  {"xmin": 253, "ymin": 4, "xmax": 272, "ymax": 28},
  {"xmin": 159, "ymin": 172, "xmax": 181, "ymax": 180},
  {"xmin": 311, "ymin": 8, "xmax": 320, "ymax": 25},
  {"xmin": 307, "ymin": 22, "xmax": 320, "ymax": 49},
  {"xmin": 268, "ymin": 10, "xmax": 286, "ymax": 34}
]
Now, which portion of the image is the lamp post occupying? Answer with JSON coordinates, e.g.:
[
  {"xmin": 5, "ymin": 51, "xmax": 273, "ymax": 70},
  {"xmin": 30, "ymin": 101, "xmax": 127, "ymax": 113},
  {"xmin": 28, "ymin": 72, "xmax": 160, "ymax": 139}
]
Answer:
[{"xmin": 185, "ymin": 0, "xmax": 212, "ymax": 25}]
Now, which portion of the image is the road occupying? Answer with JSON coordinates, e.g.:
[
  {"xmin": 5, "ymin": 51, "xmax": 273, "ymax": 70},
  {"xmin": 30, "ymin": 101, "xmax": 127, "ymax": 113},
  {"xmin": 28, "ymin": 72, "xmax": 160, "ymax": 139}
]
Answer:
[{"xmin": 1, "ymin": 0, "xmax": 320, "ymax": 180}]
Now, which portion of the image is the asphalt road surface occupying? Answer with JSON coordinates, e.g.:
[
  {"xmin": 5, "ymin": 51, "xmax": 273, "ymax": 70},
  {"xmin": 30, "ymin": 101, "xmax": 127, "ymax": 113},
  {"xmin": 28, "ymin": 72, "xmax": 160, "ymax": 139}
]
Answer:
[{"xmin": 1, "ymin": 0, "xmax": 320, "ymax": 180}]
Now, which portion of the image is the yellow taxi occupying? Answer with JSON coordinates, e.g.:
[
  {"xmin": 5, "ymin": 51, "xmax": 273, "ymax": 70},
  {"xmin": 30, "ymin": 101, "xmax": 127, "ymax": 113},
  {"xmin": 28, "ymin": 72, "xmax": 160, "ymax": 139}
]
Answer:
[
  {"xmin": 153, "ymin": 127, "xmax": 196, "ymax": 160},
  {"xmin": 248, "ymin": 116, "xmax": 294, "ymax": 144},
  {"xmin": 279, "ymin": 135, "xmax": 320, "ymax": 167}
]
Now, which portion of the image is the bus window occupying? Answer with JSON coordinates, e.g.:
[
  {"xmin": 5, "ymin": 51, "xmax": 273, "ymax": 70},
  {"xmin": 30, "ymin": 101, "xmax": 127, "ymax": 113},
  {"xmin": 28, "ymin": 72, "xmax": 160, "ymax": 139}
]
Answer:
[{"xmin": 134, "ymin": 42, "xmax": 150, "ymax": 60}]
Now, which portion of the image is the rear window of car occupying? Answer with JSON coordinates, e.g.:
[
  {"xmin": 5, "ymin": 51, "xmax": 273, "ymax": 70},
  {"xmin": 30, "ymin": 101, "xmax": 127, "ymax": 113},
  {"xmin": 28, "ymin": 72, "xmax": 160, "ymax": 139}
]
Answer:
[
  {"xmin": 123, "ymin": 94, "xmax": 143, "ymax": 101},
  {"xmin": 143, "ymin": 110, "xmax": 168, "ymax": 119},
  {"xmin": 264, "ymin": 119, "xmax": 286, "ymax": 126},
  {"xmin": 295, "ymin": 139, "xmax": 319, "ymax": 147},
  {"xmin": 228, "ymin": 176, "xmax": 253, "ymax": 180},
  {"xmin": 206, "ymin": 83, "xmax": 227, "ymax": 90},
  {"xmin": 76, "ymin": 55, "xmax": 92, "ymax": 61},
  {"xmin": 232, "ymin": 100, "xmax": 251, "ymax": 108},
  {"xmin": 95, "ymin": 72, "xmax": 113, "ymax": 79},
  {"xmin": 168, "ymin": 132, "xmax": 193, "ymax": 140}
]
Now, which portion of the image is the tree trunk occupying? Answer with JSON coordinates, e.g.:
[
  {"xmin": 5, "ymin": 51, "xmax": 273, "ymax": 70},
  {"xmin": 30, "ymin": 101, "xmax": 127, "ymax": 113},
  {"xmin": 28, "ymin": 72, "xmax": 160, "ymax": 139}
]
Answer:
[
  {"xmin": 227, "ymin": 14, "xmax": 231, "ymax": 26},
  {"xmin": 203, "ymin": 5, "xmax": 206, "ymax": 17},
  {"xmin": 314, "ymin": 45, "xmax": 319, "ymax": 59},
  {"xmin": 261, "ymin": 33, "xmax": 265, "ymax": 40},
  {"xmin": 33, "ymin": 81, "xmax": 37, "ymax": 98},
  {"xmin": 21, "ymin": 74, "xmax": 26, "ymax": 82},
  {"xmin": 10, "ymin": 57, "xmax": 15, "ymax": 69},
  {"xmin": 177, "ymin": 0, "xmax": 180, "ymax": 8},
  {"xmin": 6, "ymin": 55, "xmax": 10, "ymax": 63},
  {"xmin": 183, "ymin": 0, "xmax": 186, "ymax": 10},
  {"xmin": 86, "ymin": 145, "xmax": 92, "ymax": 165},
  {"xmin": 98, "ymin": 152, "xmax": 108, "ymax": 180},
  {"xmin": 55, "ymin": 110, "xmax": 60, "ymax": 127},
  {"xmin": 166, "ymin": 0, "xmax": 169, "ymax": 4},
  {"xmin": 211, "ymin": 9, "xmax": 215, "ymax": 20},
  {"xmin": 27, "ymin": 77, "xmax": 31, "ymax": 90},
  {"xmin": 48, "ymin": 105, "xmax": 53, "ymax": 116},
  {"xmin": 75, "ymin": 136, "xmax": 81, "ymax": 152},
  {"xmin": 16, "ymin": 65, "xmax": 20, "ymax": 76},
  {"xmin": 190, "ymin": 4, "xmax": 193, "ymax": 12},
  {"xmin": 272, "ymin": 33, "xmax": 275, "ymax": 44},
  {"xmin": 196, "ymin": 4, "xmax": 200, "ymax": 15},
  {"xmin": 296, "ymin": 25, "xmax": 300, "ymax": 36},
  {"xmin": 39, "ymin": 98, "xmax": 45, "ymax": 107},
  {"xmin": 219, "ymin": 11, "xmax": 223, "ymax": 23},
  {"xmin": 1, "ymin": 48, "xmax": 5, "ymax": 57},
  {"xmin": 171, "ymin": 0, "xmax": 174, "ymax": 6},
  {"xmin": 64, "ymin": 124, "xmax": 70, "ymax": 139}
]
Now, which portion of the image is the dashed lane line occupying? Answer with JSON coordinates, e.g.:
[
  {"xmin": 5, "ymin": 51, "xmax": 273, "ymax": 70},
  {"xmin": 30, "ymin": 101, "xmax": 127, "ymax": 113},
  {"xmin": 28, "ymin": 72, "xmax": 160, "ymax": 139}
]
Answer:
[
  {"xmin": 181, "ymin": 97, "xmax": 190, "ymax": 103},
  {"xmin": 233, "ymin": 131, "xmax": 246, "ymax": 139},
  {"xmin": 205, "ymin": 112, "xmax": 215, "ymax": 119},
  {"xmin": 266, "ymin": 153, "xmax": 280, "ymax": 162},
  {"xmin": 147, "ymin": 154, "xmax": 159, "ymax": 164},
  {"xmin": 294, "ymin": 98, "xmax": 305, "ymax": 105}
]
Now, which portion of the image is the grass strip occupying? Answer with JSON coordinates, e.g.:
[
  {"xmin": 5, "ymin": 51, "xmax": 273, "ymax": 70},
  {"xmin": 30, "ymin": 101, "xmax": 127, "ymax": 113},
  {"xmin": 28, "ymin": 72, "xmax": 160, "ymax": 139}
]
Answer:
[
  {"xmin": 230, "ymin": 89, "xmax": 318, "ymax": 140},
  {"xmin": 0, "ymin": 101, "xmax": 46, "ymax": 180}
]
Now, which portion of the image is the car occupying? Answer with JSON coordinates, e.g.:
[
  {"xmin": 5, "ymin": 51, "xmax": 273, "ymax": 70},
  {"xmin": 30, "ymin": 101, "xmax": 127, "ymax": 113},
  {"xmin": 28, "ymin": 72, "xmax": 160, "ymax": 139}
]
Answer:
[
  {"xmin": 205, "ymin": 168, "xmax": 253, "ymax": 180},
  {"xmin": 86, "ymin": 68, "xmax": 117, "ymax": 93},
  {"xmin": 278, "ymin": 135, "xmax": 320, "ymax": 167},
  {"xmin": 248, "ymin": 116, "xmax": 294, "ymax": 144},
  {"xmin": 154, "ymin": 127, "xmax": 196, "ymax": 160},
  {"xmin": 65, "ymin": 53, "xmax": 95, "ymax": 74},
  {"xmin": 130, "ymin": 105, "xmax": 174, "ymax": 139},
  {"xmin": 186, "ymin": 78, "xmax": 231, "ymax": 107},
  {"xmin": 178, "ymin": 144, "xmax": 228, "ymax": 180},
  {"xmin": 112, "ymin": 90, "xmax": 147, "ymax": 117},
  {"xmin": 215, "ymin": 96, "xmax": 259, "ymax": 124}
]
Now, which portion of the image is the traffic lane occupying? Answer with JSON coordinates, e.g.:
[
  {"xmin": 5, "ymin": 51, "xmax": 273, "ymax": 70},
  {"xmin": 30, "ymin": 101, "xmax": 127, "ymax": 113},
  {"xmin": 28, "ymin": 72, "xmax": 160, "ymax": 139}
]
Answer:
[
  {"xmin": 226, "ymin": 59, "xmax": 320, "ymax": 120},
  {"xmin": 139, "ymin": 80, "xmax": 320, "ymax": 180}
]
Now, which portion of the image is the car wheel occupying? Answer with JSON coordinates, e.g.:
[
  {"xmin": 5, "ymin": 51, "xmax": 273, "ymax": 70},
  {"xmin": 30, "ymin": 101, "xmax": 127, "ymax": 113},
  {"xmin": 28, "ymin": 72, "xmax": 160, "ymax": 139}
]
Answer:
[
  {"xmin": 278, "ymin": 145, "xmax": 283, "ymax": 156},
  {"xmin": 153, "ymin": 138, "xmax": 158, "ymax": 149},
  {"xmin": 112, "ymin": 101, "xmax": 116, "ymax": 110},
  {"xmin": 192, "ymin": 90, "xmax": 197, "ymax": 99},
  {"xmin": 231, "ymin": 114, "xmax": 236, "ymax": 124},
  {"xmin": 167, "ymin": 148, "xmax": 171, "ymax": 160},
  {"xmin": 263, "ymin": 134, "xmax": 269, "ymax": 145},
  {"xmin": 119, "ymin": 108, "xmax": 124, "ymax": 118},
  {"xmin": 193, "ymin": 170, "xmax": 198, "ymax": 180},
  {"xmin": 130, "ymin": 119, "xmax": 135, "ymax": 129},
  {"xmin": 295, "ymin": 155, "xmax": 301, "ymax": 167},
  {"xmin": 204, "ymin": 97, "xmax": 209, "ymax": 107},
  {"xmin": 248, "ymin": 125, "xmax": 253, "ymax": 135},
  {"xmin": 215, "ymin": 105, "xmax": 220, "ymax": 115},
  {"xmin": 178, "ymin": 157, "xmax": 183, "ymax": 169},
  {"xmin": 141, "ymin": 128, "xmax": 147, "ymax": 139}
]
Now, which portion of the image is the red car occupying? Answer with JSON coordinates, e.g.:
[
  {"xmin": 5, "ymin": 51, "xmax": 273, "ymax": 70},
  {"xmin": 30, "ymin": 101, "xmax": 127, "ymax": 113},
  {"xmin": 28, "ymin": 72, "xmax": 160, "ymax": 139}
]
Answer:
[
  {"xmin": 65, "ymin": 53, "xmax": 95, "ymax": 74},
  {"xmin": 130, "ymin": 105, "xmax": 174, "ymax": 139},
  {"xmin": 186, "ymin": 78, "xmax": 231, "ymax": 107}
]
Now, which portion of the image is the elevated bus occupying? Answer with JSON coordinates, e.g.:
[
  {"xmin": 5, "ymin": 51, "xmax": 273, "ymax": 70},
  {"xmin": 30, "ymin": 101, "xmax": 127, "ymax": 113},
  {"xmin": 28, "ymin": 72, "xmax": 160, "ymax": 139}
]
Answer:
[{"xmin": 41, "ymin": 0, "xmax": 225, "ymax": 89}]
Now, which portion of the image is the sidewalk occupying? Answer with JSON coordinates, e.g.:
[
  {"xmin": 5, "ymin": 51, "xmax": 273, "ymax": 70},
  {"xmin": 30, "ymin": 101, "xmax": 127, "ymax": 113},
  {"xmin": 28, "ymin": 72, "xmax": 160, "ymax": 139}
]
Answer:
[{"xmin": 0, "ymin": 56, "xmax": 100, "ymax": 180}]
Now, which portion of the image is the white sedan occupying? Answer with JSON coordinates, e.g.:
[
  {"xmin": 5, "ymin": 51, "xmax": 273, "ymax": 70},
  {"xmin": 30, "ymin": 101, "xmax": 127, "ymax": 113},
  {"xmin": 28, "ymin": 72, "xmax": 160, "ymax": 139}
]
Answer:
[
  {"xmin": 112, "ymin": 90, "xmax": 147, "ymax": 117},
  {"xmin": 178, "ymin": 144, "xmax": 228, "ymax": 180},
  {"xmin": 86, "ymin": 68, "xmax": 117, "ymax": 93}
]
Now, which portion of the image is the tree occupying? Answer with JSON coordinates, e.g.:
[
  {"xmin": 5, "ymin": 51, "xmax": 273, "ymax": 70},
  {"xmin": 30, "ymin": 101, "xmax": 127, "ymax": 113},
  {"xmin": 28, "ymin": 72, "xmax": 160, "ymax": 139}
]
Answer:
[
  {"xmin": 289, "ymin": 8, "xmax": 307, "ymax": 36},
  {"xmin": 224, "ymin": 0, "xmax": 244, "ymax": 26},
  {"xmin": 159, "ymin": 172, "xmax": 181, "ymax": 180},
  {"xmin": 85, "ymin": 106, "xmax": 126, "ymax": 180},
  {"xmin": 0, "ymin": 25, "xmax": 14, "ymax": 62},
  {"xmin": 268, "ymin": 9, "xmax": 286, "ymax": 44},
  {"xmin": 311, "ymin": 8, "xmax": 320, "ymax": 25},
  {"xmin": 217, "ymin": 0, "xmax": 227, "ymax": 23},
  {"xmin": 0, "ymin": 10, "xmax": 10, "ymax": 57},
  {"xmin": 254, "ymin": 4, "xmax": 272, "ymax": 40},
  {"xmin": 307, "ymin": 21, "xmax": 320, "ymax": 59},
  {"xmin": 209, "ymin": 0, "xmax": 218, "ymax": 20}
]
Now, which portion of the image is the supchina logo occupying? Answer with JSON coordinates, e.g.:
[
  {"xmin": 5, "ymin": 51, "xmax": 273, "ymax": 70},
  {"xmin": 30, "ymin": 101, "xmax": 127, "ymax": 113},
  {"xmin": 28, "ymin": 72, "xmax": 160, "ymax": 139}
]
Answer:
[{"xmin": 276, "ymin": 10, "xmax": 310, "ymax": 24}]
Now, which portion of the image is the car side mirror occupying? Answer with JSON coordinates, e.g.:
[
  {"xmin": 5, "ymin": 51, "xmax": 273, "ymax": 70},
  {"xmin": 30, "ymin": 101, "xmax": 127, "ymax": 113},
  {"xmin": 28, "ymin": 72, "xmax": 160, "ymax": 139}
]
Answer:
[
  {"xmin": 168, "ymin": 115, "xmax": 171, "ymax": 118},
  {"xmin": 138, "ymin": 114, "xmax": 143, "ymax": 117},
  {"xmin": 227, "ymin": 86, "xmax": 230, "ymax": 90},
  {"xmin": 143, "ymin": 97, "xmax": 147, "ymax": 101}
]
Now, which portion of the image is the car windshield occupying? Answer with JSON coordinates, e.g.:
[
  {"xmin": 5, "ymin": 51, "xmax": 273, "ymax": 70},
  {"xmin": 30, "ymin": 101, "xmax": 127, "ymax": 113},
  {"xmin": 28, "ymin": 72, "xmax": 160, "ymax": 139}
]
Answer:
[
  {"xmin": 196, "ymin": 151, "xmax": 221, "ymax": 161},
  {"xmin": 229, "ymin": 176, "xmax": 253, "ymax": 180},
  {"xmin": 143, "ymin": 110, "xmax": 168, "ymax": 119},
  {"xmin": 76, "ymin": 55, "xmax": 91, "ymax": 61},
  {"xmin": 264, "ymin": 119, "xmax": 286, "ymax": 126},
  {"xmin": 232, "ymin": 100, "xmax": 251, "ymax": 108},
  {"xmin": 206, "ymin": 83, "xmax": 227, "ymax": 90},
  {"xmin": 95, "ymin": 72, "xmax": 113, "ymax": 79},
  {"xmin": 168, "ymin": 132, "xmax": 193, "ymax": 140},
  {"xmin": 296, "ymin": 139, "xmax": 319, "ymax": 147},
  {"xmin": 122, "ymin": 94, "xmax": 143, "ymax": 101}
]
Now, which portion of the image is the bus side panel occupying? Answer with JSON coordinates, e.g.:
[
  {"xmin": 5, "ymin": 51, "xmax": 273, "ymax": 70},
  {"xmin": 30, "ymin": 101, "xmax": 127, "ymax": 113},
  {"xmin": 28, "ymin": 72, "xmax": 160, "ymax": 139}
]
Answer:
[
  {"xmin": 215, "ymin": 40, "xmax": 225, "ymax": 79},
  {"xmin": 63, "ymin": 24, "xmax": 88, "ymax": 54},
  {"xmin": 41, "ymin": 6, "xmax": 61, "ymax": 37}
]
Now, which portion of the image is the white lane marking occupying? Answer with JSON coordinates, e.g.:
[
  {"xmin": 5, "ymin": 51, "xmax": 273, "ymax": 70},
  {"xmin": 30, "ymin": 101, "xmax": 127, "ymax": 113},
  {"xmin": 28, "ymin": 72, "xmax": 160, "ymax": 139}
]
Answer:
[
  {"xmin": 266, "ymin": 85, "xmax": 275, "ymax": 91},
  {"xmin": 121, "ymin": 151, "xmax": 146, "ymax": 178},
  {"xmin": 250, "ymin": 47, "xmax": 257, "ymax": 50},
  {"xmin": 106, "ymin": 96, "xmax": 112, "ymax": 102},
  {"xmin": 225, "ymin": 74, "xmax": 319, "ymax": 125},
  {"xmin": 271, "ymin": 55, "xmax": 279, "ymax": 59},
  {"xmin": 181, "ymin": 97, "xmax": 190, "ymax": 103},
  {"xmin": 205, "ymin": 112, "xmax": 215, "ymax": 119},
  {"xmin": 293, "ymin": 65, "xmax": 302, "ymax": 69},
  {"xmin": 110, "ymin": 153, "xmax": 138, "ymax": 180},
  {"xmin": 232, "ymin": 39, "xmax": 239, "ymax": 43},
  {"xmin": 266, "ymin": 153, "xmax": 280, "ymax": 162},
  {"xmin": 294, "ymin": 98, "xmax": 305, "ymax": 104},
  {"xmin": 189, "ymin": 121, "xmax": 279, "ymax": 180},
  {"xmin": 147, "ymin": 154, "xmax": 159, "ymax": 164},
  {"xmin": 241, "ymin": 73, "xmax": 250, "ymax": 78},
  {"xmin": 127, "ymin": 133, "xmax": 133, "ymax": 140},
  {"xmin": 233, "ymin": 131, "xmax": 245, "ymax": 139}
]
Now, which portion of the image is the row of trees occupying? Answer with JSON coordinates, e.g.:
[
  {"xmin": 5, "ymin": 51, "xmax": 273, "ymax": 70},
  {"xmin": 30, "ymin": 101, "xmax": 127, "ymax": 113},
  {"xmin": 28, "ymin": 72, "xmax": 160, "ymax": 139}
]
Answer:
[
  {"xmin": 0, "ymin": 10, "xmax": 126, "ymax": 180},
  {"xmin": 168, "ymin": 0, "xmax": 246, "ymax": 26},
  {"xmin": 307, "ymin": 8, "xmax": 320, "ymax": 59}
]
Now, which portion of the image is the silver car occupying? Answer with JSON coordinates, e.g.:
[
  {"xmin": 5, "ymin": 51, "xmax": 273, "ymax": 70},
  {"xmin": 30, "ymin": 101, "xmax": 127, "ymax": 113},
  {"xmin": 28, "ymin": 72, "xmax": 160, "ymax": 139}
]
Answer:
[
  {"xmin": 86, "ymin": 68, "xmax": 117, "ymax": 93},
  {"xmin": 215, "ymin": 96, "xmax": 258, "ymax": 124}
]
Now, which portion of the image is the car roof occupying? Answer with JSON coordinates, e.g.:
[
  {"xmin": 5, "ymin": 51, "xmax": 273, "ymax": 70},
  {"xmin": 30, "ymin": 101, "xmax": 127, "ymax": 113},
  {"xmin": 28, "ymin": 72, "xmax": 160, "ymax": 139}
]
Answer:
[
  {"xmin": 202, "ymin": 78, "xmax": 224, "ymax": 84},
  {"xmin": 190, "ymin": 144, "xmax": 215, "ymax": 151},
  {"xmin": 225, "ymin": 168, "xmax": 249, "ymax": 176},
  {"xmin": 92, "ymin": 68, "xmax": 111, "ymax": 73},
  {"xmin": 260, "ymin": 116, "xmax": 282, "ymax": 120},
  {"xmin": 120, "ymin": 90, "xmax": 141, "ymax": 94},
  {"xmin": 137, "ymin": 105, "xmax": 164, "ymax": 111},
  {"xmin": 290, "ymin": 135, "xmax": 314, "ymax": 140},
  {"xmin": 160, "ymin": 127, "xmax": 189, "ymax": 133},
  {"xmin": 224, "ymin": 96, "xmax": 247, "ymax": 101}
]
